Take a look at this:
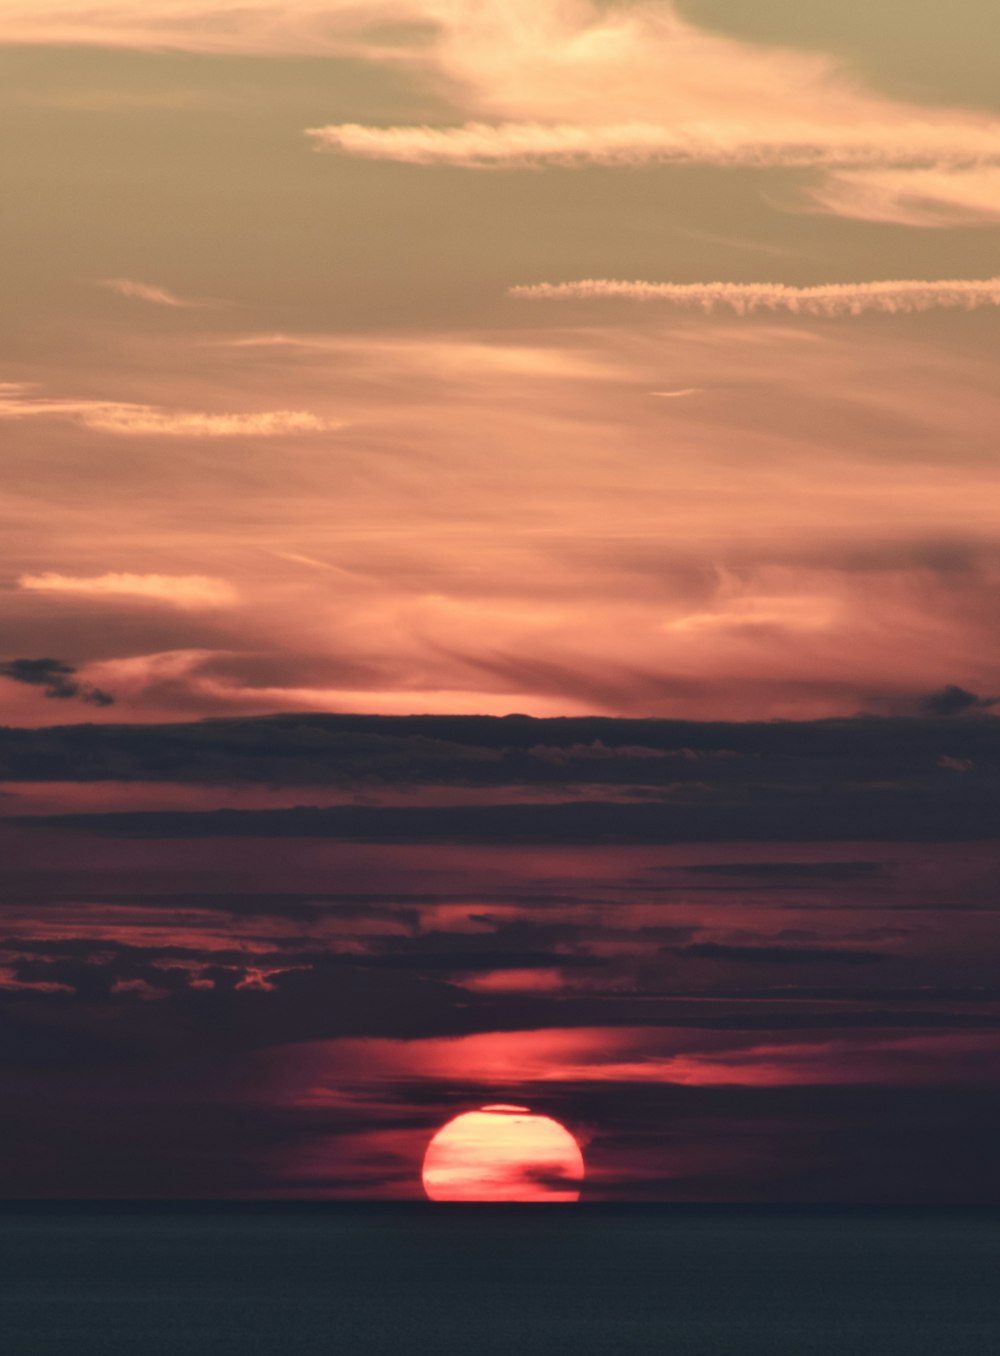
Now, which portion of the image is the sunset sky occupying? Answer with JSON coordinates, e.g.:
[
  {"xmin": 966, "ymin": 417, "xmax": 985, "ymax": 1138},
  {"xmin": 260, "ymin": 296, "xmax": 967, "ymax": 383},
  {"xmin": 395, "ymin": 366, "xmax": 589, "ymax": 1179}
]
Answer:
[{"xmin": 1, "ymin": 1, "xmax": 998, "ymax": 1201}]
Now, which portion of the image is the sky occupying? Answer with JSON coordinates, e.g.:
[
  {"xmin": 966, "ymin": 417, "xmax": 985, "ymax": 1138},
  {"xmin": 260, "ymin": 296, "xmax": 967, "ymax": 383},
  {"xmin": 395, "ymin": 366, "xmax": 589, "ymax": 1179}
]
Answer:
[{"xmin": 0, "ymin": 0, "xmax": 998, "ymax": 1201}]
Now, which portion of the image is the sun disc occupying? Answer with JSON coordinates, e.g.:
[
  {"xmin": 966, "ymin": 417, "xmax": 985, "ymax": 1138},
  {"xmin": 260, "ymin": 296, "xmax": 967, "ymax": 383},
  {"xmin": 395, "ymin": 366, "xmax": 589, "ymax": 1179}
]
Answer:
[{"xmin": 421, "ymin": 1105, "xmax": 584, "ymax": 1202}]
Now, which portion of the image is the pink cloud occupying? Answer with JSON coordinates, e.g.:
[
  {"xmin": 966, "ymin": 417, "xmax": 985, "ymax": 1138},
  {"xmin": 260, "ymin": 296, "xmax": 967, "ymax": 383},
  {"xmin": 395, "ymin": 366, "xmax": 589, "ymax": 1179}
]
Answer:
[
  {"xmin": 6, "ymin": 318, "xmax": 1000, "ymax": 722},
  {"xmin": 270, "ymin": 1026, "xmax": 1000, "ymax": 1103},
  {"xmin": 19, "ymin": 572, "xmax": 237, "ymax": 608}
]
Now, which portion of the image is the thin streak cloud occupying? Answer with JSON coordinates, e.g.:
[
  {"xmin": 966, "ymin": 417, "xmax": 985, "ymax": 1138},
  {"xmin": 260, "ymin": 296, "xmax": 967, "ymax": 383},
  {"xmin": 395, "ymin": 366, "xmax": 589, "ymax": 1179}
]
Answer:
[
  {"xmin": 18, "ymin": 573, "xmax": 238, "ymax": 608},
  {"xmin": 82, "ymin": 408, "xmax": 336, "ymax": 437},
  {"xmin": 0, "ymin": 0, "xmax": 413, "ymax": 55},
  {"xmin": 510, "ymin": 277, "xmax": 1000, "ymax": 316},
  {"xmin": 97, "ymin": 278, "xmax": 204, "ymax": 308},
  {"xmin": 308, "ymin": 119, "xmax": 1000, "ymax": 170},
  {"xmin": 0, "ymin": 386, "xmax": 339, "ymax": 436}
]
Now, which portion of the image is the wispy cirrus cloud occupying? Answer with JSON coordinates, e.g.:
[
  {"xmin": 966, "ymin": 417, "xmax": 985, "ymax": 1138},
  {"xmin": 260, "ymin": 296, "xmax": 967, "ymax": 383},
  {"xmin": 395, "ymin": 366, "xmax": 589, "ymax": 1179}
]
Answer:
[
  {"xmin": 6, "ymin": 318, "xmax": 1000, "ymax": 724},
  {"xmin": 510, "ymin": 276, "xmax": 1000, "ymax": 317},
  {"xmin": 19, "ymin": 573, "xmax": 237, "ymax": 608},
  {"xmin": 0, "ymin": 0, "xmax": 415, "ymax": 55},
  {"xmin": 97, "ymin": 278, "xmax": 206, "ymax": 308},
  {"xmin": 809, "ymin": 167, "xmax": 1000, "ymax": 227},
  {"xmin": 0, "ymin": 384, "xmax": 339, "ymax": 436}
]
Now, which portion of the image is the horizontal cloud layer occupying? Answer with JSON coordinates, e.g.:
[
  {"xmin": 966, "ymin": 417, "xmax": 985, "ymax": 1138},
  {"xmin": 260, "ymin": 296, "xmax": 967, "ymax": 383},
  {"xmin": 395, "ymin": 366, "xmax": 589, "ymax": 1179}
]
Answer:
[
  {"xmin": 309, "ymin": 119, "xmax": 1000, "ymax": 170},
  {"xmin": 510, "ymin": 276, "xmax": 1000, "ymax": 316},
  {"xmin": 3, "ymin": 712, "xmax": 998, "ymax": 842}
]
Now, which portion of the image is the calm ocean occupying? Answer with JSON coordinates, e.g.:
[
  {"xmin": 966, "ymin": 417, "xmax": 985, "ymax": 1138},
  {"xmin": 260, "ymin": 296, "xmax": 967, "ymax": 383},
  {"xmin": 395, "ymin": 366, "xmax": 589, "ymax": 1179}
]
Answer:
[{"xmin": 2, "ymin": 1206, "xmax": 999, "ymax": 1356}]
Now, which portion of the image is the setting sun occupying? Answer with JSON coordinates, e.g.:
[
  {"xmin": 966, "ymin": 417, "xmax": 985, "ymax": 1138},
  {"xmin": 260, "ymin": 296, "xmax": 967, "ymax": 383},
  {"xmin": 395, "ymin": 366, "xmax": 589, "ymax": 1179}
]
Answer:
[{"xmin": 421, "ymin": 1106, "xmax": 585, "ymax": 1202}]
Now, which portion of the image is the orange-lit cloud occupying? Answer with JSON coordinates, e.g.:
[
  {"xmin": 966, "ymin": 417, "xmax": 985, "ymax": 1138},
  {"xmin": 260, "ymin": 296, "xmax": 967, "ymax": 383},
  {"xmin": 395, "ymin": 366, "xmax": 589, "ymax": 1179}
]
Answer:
[
  {"xmin": 301, "ymin": 0, "xmax": 1000, "ymax": 205},
  {"xmin": 809, "ymin": 167, "xmax": 1000, "ymax": 227},
  {"xmin": 511, "ymin": 277, "xmax": 1000, "ymax": 315},
  {"xmin": 82, "ymin": 408, "xmax": 334, "ymax": 437},
  {"xmin": 0, "ymin": 0, "xmax": 412, "ymax": 54},
  {"xmin": 6, "ymin": 1, "xmax": 1000, "ymax": 223},
  {"xmin": 0, "ymin": 385, "xmax": 338, "ymax": 437},
  {"xmin": 309, "ymin": 119, "xmax": 1000, "ymax": 170},
  {"xmin": 18, "ymin": 572, "xmax": 237, "ymax": 608}
]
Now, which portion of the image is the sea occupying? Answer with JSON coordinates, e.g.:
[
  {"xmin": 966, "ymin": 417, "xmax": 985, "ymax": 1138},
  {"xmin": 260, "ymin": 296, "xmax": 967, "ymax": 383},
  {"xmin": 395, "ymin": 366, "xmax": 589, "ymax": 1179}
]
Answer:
[{"xmin": 2, "ymin": 1205, "xmax": 999, "ymax": 1355}]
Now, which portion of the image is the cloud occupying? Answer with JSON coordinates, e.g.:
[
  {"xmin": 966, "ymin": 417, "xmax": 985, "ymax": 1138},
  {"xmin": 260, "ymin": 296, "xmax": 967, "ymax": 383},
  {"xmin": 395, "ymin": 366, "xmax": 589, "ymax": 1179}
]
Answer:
[
  {"xmin": 0, "ymin": 711, "xmax": 995, "ymax": 789},
  {"xmin": 668, "ymin": 942, "xmax": 885, "ymax": 966},
  {"xmin": 16, "ymin": 786, "xmax": 1000, "ymax": 843},
  {"xmin": 0, "ymin": 657, "xmax": 114, "ymax": 706},
  {"xmin": 3, "ymin": 702, "xmax": 995, "ymax": 843},
  {"xmin": 5, "ymin": 322, "xmax": 1000, "ymax": 724},
  {"xmin": 300, "ymin": 0, "xmax": 1000, "ymax": 198},
  {"xmin": 97, "ymin": 278, "xmax": 204, "ymax": 308},
  {"xmin": 18, "ymin": 572, "xmax": 237, "ymax": 609},
  {"xmin": 80, "ymin": 408, "xmax": 334, "ymax": 437},
  {"xmin": 809, "ymin": 167, "xmax": 1000, "ymax": 227},
  {"xmin": 5, "ymin": 0, "xmax": 1000, "ymax": 211},
  {"xmin": 682, "ymin": 862, "xmax": 883, "ymax": 882},
  {"xmin": 0, "ymin": 385, "xmax": 338, "ymax": 437},
  {"xmin": 921, "ymin": 685, "xmax": 997, "ymax": 717},
  {"xmin": 307, "ymin": 119, "xmax": 1000, "ymax": 170},
  {"xmin": 509, "ymin": 277, "xmax": 1000, "ymax": 316},
  {"xmin": 0, "ymin": 0, "xmax": 415, "ymax": 55}
]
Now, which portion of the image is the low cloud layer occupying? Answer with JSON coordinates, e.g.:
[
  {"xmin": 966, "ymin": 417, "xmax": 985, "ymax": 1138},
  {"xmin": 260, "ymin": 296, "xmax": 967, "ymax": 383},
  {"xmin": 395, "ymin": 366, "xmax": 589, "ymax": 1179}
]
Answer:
[{"xmin": 2, "ymin": 711, "xmax": 997, "ymax": 843}]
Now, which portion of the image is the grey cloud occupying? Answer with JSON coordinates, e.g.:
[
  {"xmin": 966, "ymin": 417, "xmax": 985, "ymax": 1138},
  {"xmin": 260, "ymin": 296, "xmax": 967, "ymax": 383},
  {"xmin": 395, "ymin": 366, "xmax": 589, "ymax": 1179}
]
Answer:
[
  {"xmin": 14, "ymin": 782, "xmax": 998, "ymax": 843},
  {"xmin": 0, "ymin": 710, "xmax": 997, "ymax": 790},
  {"xmin": 666, "ymin": 943, "xmax": 886, "ymax": 966},
  {"xmin": 680, "ymin": 862, "xmax": 884, "ymax": 881},
  {"xmin": 0, "ymin": 656, "xmax": 114, "ymax": 706},
  {"xmin": 922, "ymin": 685, "xmax": 998, "ymax": 717}
]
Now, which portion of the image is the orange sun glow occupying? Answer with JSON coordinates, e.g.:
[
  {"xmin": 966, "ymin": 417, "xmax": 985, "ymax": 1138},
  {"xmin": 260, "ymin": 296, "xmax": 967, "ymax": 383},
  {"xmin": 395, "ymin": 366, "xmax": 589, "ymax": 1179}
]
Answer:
[{"xmin": 421, "ymin": 1104, "xmax": 585, "ymax": 1202}]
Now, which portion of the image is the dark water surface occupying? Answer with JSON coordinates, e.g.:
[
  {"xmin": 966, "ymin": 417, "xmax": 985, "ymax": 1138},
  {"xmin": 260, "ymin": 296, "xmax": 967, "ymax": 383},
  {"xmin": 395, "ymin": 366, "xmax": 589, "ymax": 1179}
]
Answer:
[{"xmin": 2, "ymin": 1206, "xmax": 999, "ymax": 1356}]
